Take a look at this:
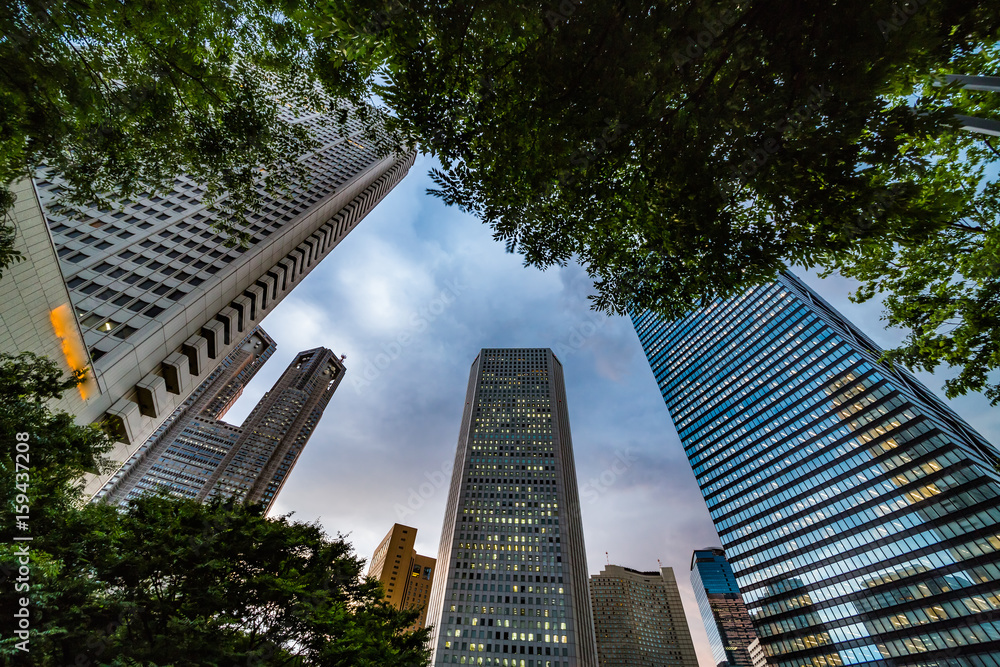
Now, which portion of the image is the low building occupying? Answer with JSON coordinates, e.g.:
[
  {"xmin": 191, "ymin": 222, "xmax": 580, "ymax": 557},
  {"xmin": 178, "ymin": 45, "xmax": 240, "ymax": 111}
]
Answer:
[
  {"xmin": 369, "ymin": 524, "xmax": 436, "ymax": 631},
  {"xmin": 747, "ymin": 638, "xmax": 768, "ymax": 667}
]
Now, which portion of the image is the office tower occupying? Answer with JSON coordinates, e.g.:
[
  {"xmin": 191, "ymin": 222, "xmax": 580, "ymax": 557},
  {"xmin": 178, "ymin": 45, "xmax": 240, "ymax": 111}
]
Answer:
[
  {"xmin": 425, "ymin": 348, "xmax": 598, "ymax": 667},
  {"xmin": 368, "ymin": 524, "xmax": 437, "ymax": 631},
  {"xmin": 746, "ymin": 639, "xmax": 767, "ymax": 667},
  {"xmin": 0, "ymin": 111, "xmax": 414, "ymax": 497},
  {"xmin": 691, "ymin": 548, "xmax": 759, "ymax": 667},
  {"xmin": 201, "ymin": 346, "xmax": 344, "ymax": 508},
  {"xmin": 97, "ymin": 339, "xmax": 346, "ymax": 513},
  {"xmin": 632, "ymin": 273, "xmax": 1000, "ymax": 667},
  {"xmin": 589, "ymin": 565, "xmax": 700, "ymax": 667},
  {"xmin": 94, "ymin": 326, "xmax": 276, "ymax": 503}
]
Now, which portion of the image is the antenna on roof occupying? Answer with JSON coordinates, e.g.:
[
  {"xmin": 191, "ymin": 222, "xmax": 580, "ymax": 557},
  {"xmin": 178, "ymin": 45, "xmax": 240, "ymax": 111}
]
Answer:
[
  {"xmin": 658, "ymin": 559, "xmax": 663, "ymax": 569},
  {"xmin": 605, "ymin": 551, "xmax": 609, "ymax": 565}
]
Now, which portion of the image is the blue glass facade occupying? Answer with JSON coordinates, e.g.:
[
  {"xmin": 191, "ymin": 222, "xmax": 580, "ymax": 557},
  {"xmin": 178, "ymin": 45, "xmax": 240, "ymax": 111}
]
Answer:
[
  {"xmin": 693, "ymin": 548, "xmax": 743, "ymax": 596},
  {"xmin": 633, "ymin": 273, "xmax": 1000, "ymax": 667},
  {"xmin": 692, "ymin": 548, "xmax": 758, "ymax": 667}
]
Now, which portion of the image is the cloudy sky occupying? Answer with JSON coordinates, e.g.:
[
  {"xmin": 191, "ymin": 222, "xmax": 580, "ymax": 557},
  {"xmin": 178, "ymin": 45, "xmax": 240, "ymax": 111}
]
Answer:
[{"xmin": 225, "ymin": 155, "xmax": 1000, "ymax": 666}]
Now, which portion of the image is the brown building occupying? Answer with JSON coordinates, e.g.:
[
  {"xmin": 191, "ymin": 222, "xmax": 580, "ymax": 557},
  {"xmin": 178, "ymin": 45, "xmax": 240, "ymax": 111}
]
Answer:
[
  {"xmin": 369, "ymin": 524, "xmax": 436, "ymax": 630},
  {"xmin": 589, "ymin": 565, "xmax": 700, "ymax": 667}
]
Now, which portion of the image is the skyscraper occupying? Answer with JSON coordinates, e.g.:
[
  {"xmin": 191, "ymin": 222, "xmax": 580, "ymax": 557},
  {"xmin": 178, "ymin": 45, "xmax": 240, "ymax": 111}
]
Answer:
[
  {"xmin": 690, "ymin": 548, "xmax": 759, "ymax": 667},
  {"xmin": 633, "ymin": 273, "xmax": 1000, "ymax": 667},
  {"xmin": 97, "ymin": 334, "xmax": 346, "ymax": 513},
  {"xmin": 747, "ymin": 638, "xmax": 768, "ymax": 667},
  {"xmin": 425, "ymin": 348, "xmax": 598, "ymax": 667},
  {"xmin": 94, "ymin": 326, "xmax": 276, "ymax": 503},
  {"xmin": 0, "ymin": 110, "xmax": 414, "ymax": 496},
  {"xmin": 200, "ymin": 346, "xmax": 345, "ymax": 509},
  {"xmin": 368, "ymin": 524, "xmax": 437, "ymax": 631},
  {"xmin": 589, "ymin": 564, "xmax": 700, "ymax": 667}
]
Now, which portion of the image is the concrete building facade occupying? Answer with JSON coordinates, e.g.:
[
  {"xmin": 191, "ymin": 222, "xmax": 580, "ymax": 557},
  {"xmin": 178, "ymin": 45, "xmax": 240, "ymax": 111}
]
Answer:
[
  {"xmin": 426, "ymin": 348, "xmax": 598, "ymax": 667},
  {"xmin": 747, "ymin": 638, "xmax": 768, "ymax": 667},
  {"xmin": 589, "ymin": 565, "xmax": 700, "ymax": 667},
  {"xmin": 1, "ymin": 110, "xmax": 414, "ymax": 496},
  {"xmin": 94, "ymin": 326, "xmax": 276, "ymax": 503}
]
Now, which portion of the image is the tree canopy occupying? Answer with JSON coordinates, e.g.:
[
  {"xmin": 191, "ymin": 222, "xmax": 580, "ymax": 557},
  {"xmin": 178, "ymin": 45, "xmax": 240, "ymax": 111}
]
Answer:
[
  {"xmin": 2, "ymin": 0, "xmax": 999, "ymax": 400},
  {"xmin": 0, "ymin": 0, "xmax": 355, "ymax": 253},
  {"xmin": 305, "ymin": 0, "xmax": 1000, "ymax": 402},
  {"xmin": 0, "ymin": 353, "xmax": 430, "ymax": 665}
]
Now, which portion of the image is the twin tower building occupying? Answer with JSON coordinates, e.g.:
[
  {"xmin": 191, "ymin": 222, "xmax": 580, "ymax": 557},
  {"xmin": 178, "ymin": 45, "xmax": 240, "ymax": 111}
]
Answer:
[{"xmin": 6, "ymin": 105, "xmax": 1000, "ymax": 667}]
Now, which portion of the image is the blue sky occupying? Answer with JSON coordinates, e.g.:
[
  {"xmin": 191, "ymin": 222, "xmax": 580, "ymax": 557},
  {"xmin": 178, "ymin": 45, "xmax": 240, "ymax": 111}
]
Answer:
[{"xmin": 225, "ymin": 155, "xmax": 1000, "ymax": 666}]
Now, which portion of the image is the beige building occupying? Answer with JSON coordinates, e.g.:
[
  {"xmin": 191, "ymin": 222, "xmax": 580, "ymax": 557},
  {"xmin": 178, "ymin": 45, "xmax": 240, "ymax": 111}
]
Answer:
[
  {"xmin": 589, "ymin": 565, "xmax": 699, "ymax": 667},
  {"xmin": 368, "ymin": 524, "xmax": 436, "ymax": 631},
  {"xmin": 0, "ymin": 179, "xmax": 95, "ymax": 417},
  {"xmin": 747, "ymin": 638, "xmax": 768, "ymax": 667},
  {"xmin": 0, "ymin": 114, "xmax": 414, "ymax": 497}
]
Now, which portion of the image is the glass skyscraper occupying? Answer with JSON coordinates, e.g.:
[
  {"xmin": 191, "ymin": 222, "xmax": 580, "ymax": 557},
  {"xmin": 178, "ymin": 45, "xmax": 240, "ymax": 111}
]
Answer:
[
  {"xmin": 691, "ymin": 548, "xmax": 759, "ymax": 667},
  {"xmin": 633, "ymin": 273, "xmax": 1000, "ymax": 667},
  {"xmin": 425, "ymin": 348, "xmax": 598, "ymax": 667}
]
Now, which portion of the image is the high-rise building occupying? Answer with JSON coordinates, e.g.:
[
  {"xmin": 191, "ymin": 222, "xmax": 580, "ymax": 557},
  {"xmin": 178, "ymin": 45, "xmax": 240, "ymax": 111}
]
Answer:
[
  {"xmin": 632, "ymin": 273, "xmax": 1000, "ymax": 667},
  {"xmin": 691, "ymin": 548, "xmax": 759, "ymax": 667},
  {"xmin": 746, "ymin": 638, "xmax": 768, "ymax": 667},
  {"xmin": 425, "ymin": 348, "xmax": 598, "ymax": 667},
  {"xmin": 97, "ymin": 335, "xmax": 346, "ymax": 513},
  {"xmin": 368, "ymin": 524, "xmax": 437, "ymax": 631},
  {"xmin": 589, "ymin": 564, "xmax": 700, "ymax": 667},
  {"xmin": 0, "ymin": 110, "xmax": 414, "ymax": 496},
  {"xmin": 94, "ymin": 326, "xmax": 276, "ymax": 503},
  {"xmin": 200, "ymin": 346, "xmax": 345, "ymax": 508}
]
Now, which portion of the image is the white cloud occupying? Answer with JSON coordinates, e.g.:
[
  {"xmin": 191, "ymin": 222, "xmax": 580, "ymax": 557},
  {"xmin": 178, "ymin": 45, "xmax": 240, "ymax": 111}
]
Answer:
[{"xmin": 219, "ymin": 162, "xmax": 999, "ymax": 667}]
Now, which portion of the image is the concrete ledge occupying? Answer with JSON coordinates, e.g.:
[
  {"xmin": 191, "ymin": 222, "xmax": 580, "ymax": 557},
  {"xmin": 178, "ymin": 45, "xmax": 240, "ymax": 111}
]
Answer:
[
  {"xmin": 182, "ymin": 334, "xmax": 208, "ymax": 375},
  {"xmin": 244, "ymin": 285, "xmax": 265, "ymax": 320},
  {"xmin": 231, "ymin": 295, "xmax": 252, "ymax": 333},
  {"xmin": 135, "ymin": 374, "xmax": 168, "ymax": 418},
  {"xmin": 201, "ymin": 320, "xmax": 225, "ymax": 358},
  {"xmin": 106, "ymin": 397, "xmax": 142, "ymax": 444},
  {"xmin": 256, "ymin": 275, "xmax": 276, "ymax": 308},
  {"xmin": 162, "ymin": 351, "xmax": 191, "ymax": 394},
  {"xmin": 216, "ymin": 307, "xmax": 238, "ymax": 346}
]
